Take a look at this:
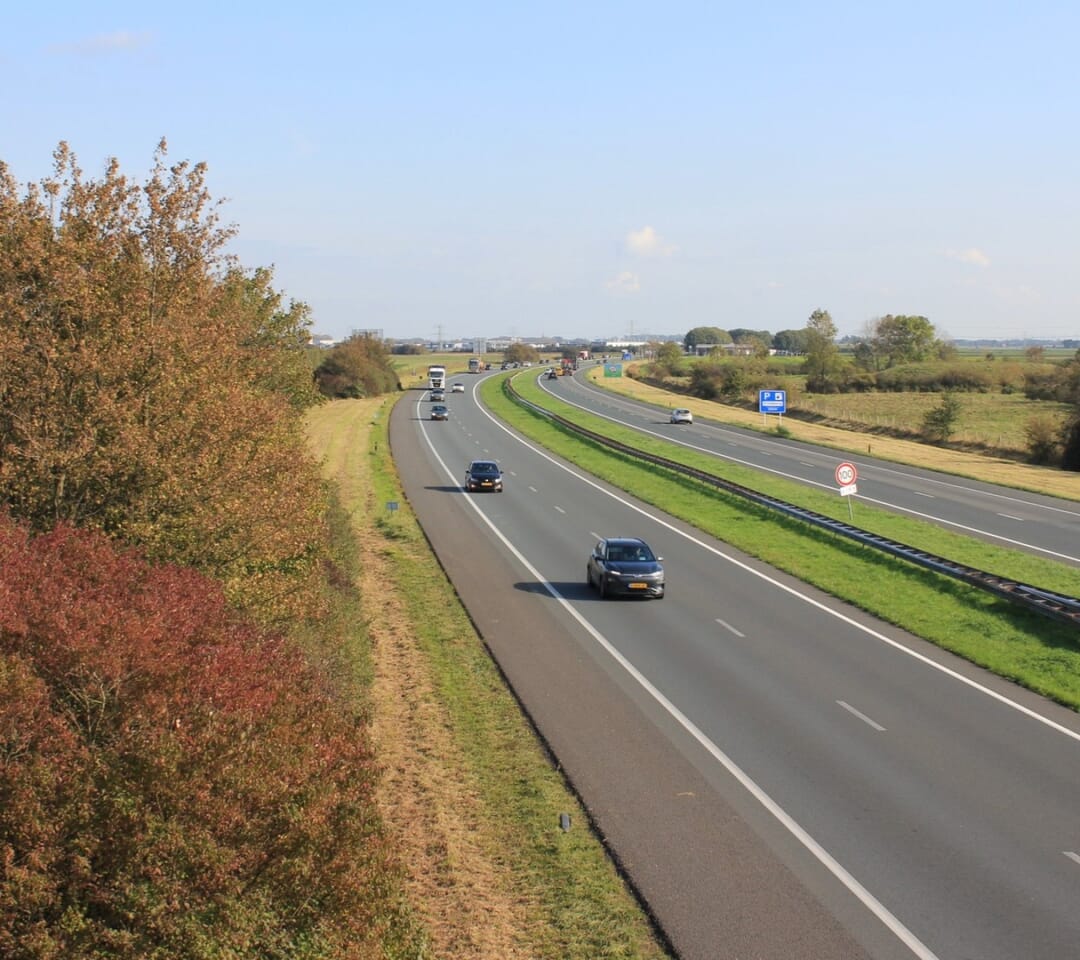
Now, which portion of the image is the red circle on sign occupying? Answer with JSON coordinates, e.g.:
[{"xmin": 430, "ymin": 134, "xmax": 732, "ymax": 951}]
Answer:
[{"xmin": 835, "ymin": 461, "xmax": 857, "ymax": 486}]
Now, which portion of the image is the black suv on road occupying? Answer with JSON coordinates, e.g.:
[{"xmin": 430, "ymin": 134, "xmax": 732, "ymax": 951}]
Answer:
[{"xmin": 465, "ymin": 460, "xmax": 503, "ymax": 492}]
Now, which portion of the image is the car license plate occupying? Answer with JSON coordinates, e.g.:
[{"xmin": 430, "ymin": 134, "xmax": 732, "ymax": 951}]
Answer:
[{"xmin": 628, "ymin": 582, "xmax": 648, "ymax": 590}]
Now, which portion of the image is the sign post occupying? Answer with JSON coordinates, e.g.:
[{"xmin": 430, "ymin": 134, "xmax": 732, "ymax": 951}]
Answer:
[
  {"xmin": 758, "ymin": 389, "xmax": 787, "ymax": 426},
  {"xmin": 835, "ymin": 462, "xmax": 858, "ymax": 520}
]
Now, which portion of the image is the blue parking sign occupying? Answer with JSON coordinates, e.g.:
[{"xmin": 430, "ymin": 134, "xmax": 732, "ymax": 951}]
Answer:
[{"xmin": 759, "ymin": 389, "xmax": 786, "ymax": 414}]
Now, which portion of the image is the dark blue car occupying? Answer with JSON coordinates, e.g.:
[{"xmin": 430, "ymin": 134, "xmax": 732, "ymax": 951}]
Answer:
[{"xmin": 586, "ymin": 537, "xmax": 665, "ymax": 599}]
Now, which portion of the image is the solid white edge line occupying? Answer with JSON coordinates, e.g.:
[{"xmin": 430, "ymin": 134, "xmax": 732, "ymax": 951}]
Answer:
[{"xmin": 416, "ymin": 394, "xmax": 942, "ymax": 960}]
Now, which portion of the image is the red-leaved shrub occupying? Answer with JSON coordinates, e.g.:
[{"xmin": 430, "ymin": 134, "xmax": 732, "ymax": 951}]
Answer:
[{"xmin": 0, "ymin": 516, "xmax": 401, "ymax": 959}]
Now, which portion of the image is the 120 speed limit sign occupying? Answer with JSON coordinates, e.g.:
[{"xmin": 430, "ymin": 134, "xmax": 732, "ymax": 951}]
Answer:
[{"xmin": 835, "ymin": 461, "xmax": 858, "ymax": 486}]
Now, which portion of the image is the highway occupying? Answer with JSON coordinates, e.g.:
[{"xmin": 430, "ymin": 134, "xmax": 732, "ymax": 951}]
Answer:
[
  {"xmin": 546, "ymin": 367, "xmax": 1080, "ymax": 568},
  {"xmin": 390, "ymin": 374, "xmax": 1080, "ymax": 960}
]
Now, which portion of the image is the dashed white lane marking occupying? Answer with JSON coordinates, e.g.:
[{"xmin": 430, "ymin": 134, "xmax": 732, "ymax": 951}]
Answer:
[{"xmin": 837, "ymin": 700, "xmax": 886, "ymax": 732}]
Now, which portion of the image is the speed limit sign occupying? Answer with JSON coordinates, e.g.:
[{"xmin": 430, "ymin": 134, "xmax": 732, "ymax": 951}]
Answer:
[{"xmin": 835, "ymin": 461, "xmax": 858, "ymax": 486}]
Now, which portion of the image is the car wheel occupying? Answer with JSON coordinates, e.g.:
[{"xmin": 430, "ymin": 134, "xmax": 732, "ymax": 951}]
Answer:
[
  {"xmin": 586, "ymin": 566, "xmax": 593, "ymax": 589},
  {"xmin": 598, "ymin": 576, "xmax": 607, "ymax": 599}
]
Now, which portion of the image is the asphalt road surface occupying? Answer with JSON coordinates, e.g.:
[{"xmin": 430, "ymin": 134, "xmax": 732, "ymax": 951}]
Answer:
[{"xmin": 391, "ymin": 376, "xmax": 1080, "ymax": 960}]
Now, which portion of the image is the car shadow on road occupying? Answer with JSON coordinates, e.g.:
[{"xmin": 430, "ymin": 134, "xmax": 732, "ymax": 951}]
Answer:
[
  {"xmin": 513, "ymin": 581, "xmax": 606, "ymax": 601},
  {"xmin": 423, "ymin": 485, "xmax": 466, "ymax": 493}
]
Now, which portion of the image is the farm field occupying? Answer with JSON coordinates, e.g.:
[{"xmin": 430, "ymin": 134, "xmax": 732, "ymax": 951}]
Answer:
[
  {"xmin": 790, "ymin": 391, "xmax": 1073, "ymax": 456},
  {"xmin": 654, "ymin": 352, "xmax": 1075, "ymax": 459}
]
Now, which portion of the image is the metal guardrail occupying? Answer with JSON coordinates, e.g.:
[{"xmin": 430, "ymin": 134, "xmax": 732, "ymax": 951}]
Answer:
[{"xmin": 506, "ymin": 377, "xmax": 1080, "ymax": 630}]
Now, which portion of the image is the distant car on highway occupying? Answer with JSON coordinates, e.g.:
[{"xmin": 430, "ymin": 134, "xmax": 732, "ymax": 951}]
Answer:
[
  {"xmin": 451, "ymin": 382, "xmax": 465, "ymax": 393},
  {"xmin": 430, "ymin": 404, "xmax": 449, "ymax": 420},
  {"xmin": 670, "ymin": 408, "xmax": 693, "ymax": 424},
  {"xmin": 586, "ymin": 537, "xmax": 665, "ymax": 599},
  {"xmin": 430, "ymin": 388, "xmax": 446, "ymax": 402},
  {"xmin": 464, "ymin": 459, "xmax": 503, "ymax": 492}
]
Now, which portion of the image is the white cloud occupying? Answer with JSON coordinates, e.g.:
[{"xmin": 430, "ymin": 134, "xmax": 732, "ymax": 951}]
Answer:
[
  {"xmin": 945, "ymin": 247, "xmax": 991, "ymax": 267},
  {"xmin": 625, "ymin": 226, "xmax": 676, "ymax": 257},
  {"xmin": 606, "ymin": 270, "xmax": 641, "ymax": 293},
  {"xmin": 50, "ymin": 31, "xmax": 154, "ymax": 56}
]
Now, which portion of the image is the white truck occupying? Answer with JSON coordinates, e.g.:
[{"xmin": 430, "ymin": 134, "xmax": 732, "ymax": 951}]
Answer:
[{"xmin": 427, "ymin": 365, "xmax": 446, "ymax": 390}]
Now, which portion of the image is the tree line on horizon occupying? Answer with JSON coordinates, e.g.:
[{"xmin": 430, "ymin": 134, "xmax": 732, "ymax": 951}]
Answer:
[{"xmin": 658, "ymin": 312, "xmax": 1080, "ymax": 468}]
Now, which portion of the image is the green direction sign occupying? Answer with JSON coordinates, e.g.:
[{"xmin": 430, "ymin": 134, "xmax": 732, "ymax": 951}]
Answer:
[{"xmin": 603, "ymin": 363, "xmax": 623, "ymax": 377}]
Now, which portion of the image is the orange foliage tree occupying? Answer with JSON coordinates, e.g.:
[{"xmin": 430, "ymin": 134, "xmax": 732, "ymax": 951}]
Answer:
[{"xmin": 0, "ymin": 142, "xmax": 327, "ymax": 622}]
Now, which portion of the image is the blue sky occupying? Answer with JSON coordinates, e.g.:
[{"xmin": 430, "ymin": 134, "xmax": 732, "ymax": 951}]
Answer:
[{"xmin": 4, "ymin": 2, "xmax": 1078, "ymax": 342}]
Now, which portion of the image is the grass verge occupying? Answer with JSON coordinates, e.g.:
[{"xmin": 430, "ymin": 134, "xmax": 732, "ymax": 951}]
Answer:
[
  {"xmin": 483, "ymin": 372, "xmax": 1080, "ymax": 710},
  {"xmin": 305, "ymin": 396, "xmax": 671, "ymax": 960}
]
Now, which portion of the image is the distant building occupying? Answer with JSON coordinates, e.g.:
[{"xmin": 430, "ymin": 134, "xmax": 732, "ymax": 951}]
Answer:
[{"xmin": 693, "ymin": 343, "xmax": 757, "ymax": 357}]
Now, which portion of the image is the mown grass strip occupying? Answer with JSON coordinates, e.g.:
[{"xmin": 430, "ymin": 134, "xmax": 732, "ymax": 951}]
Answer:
[
  {"xmin": 482, "ymin": 372, "xmax": 1080, "ymax": 710},
  {"xmin": 307, "ymin": 396, "xmax": 671, "ymax": 960}
]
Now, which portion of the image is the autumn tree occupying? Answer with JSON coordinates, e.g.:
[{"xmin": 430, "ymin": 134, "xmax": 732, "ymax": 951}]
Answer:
[
  {"xmin": 0, "ymin": 142, "xmax": 327, "ymax": 621},
  {"xmin": 0, "ymin": 517, "xmax": 421, "ymax": 959},
  {"xmin": 313, "ymin": 332, "xmax": 400, "ymax": 398},
  {"xmin": 871, "ymin": 314, "xmax": 940, "ymax": 366},
  {"xmin": 217, "ymin": 265, "xmax": 323, "ymax": 409},
  {"xmin": 802, "ymin": 308, "xmax": 843, "ymax": 391},
  {"xmin": 504, "ymin": 342, "xmax": 541, "ymax": 364},
  {"xmin": 652, "ymin": 340, "xmax": 686, "ymax": 376}
]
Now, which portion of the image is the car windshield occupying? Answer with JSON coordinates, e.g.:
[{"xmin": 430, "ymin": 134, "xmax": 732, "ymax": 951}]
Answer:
[
  {"xmin": 471, "ymin": 463, "xmax": 498, "ymax": 475},
  {"xmin": 608, "ymin": 543, "xmax": 653, "ymax": 562}
]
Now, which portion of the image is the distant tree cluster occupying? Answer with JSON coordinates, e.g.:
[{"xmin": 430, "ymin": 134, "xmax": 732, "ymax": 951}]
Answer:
[
  {"xmin": 852, "ymin": 315, "xmax": 950, "ymax": 371},
  {"xmin": 1024, "ymin": 349, "xmax": 1080, "ymax": 468},
  {"xmin": 314, "ymin": 333, "xmax": 400, "ymax": 398},
  {"xmin": 504, "ymin": 342, "xmax": 542, "ymax": 364},
  {"xmin": 683, "ymin": 326, "xmax": 732, "ymax": 350}
]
